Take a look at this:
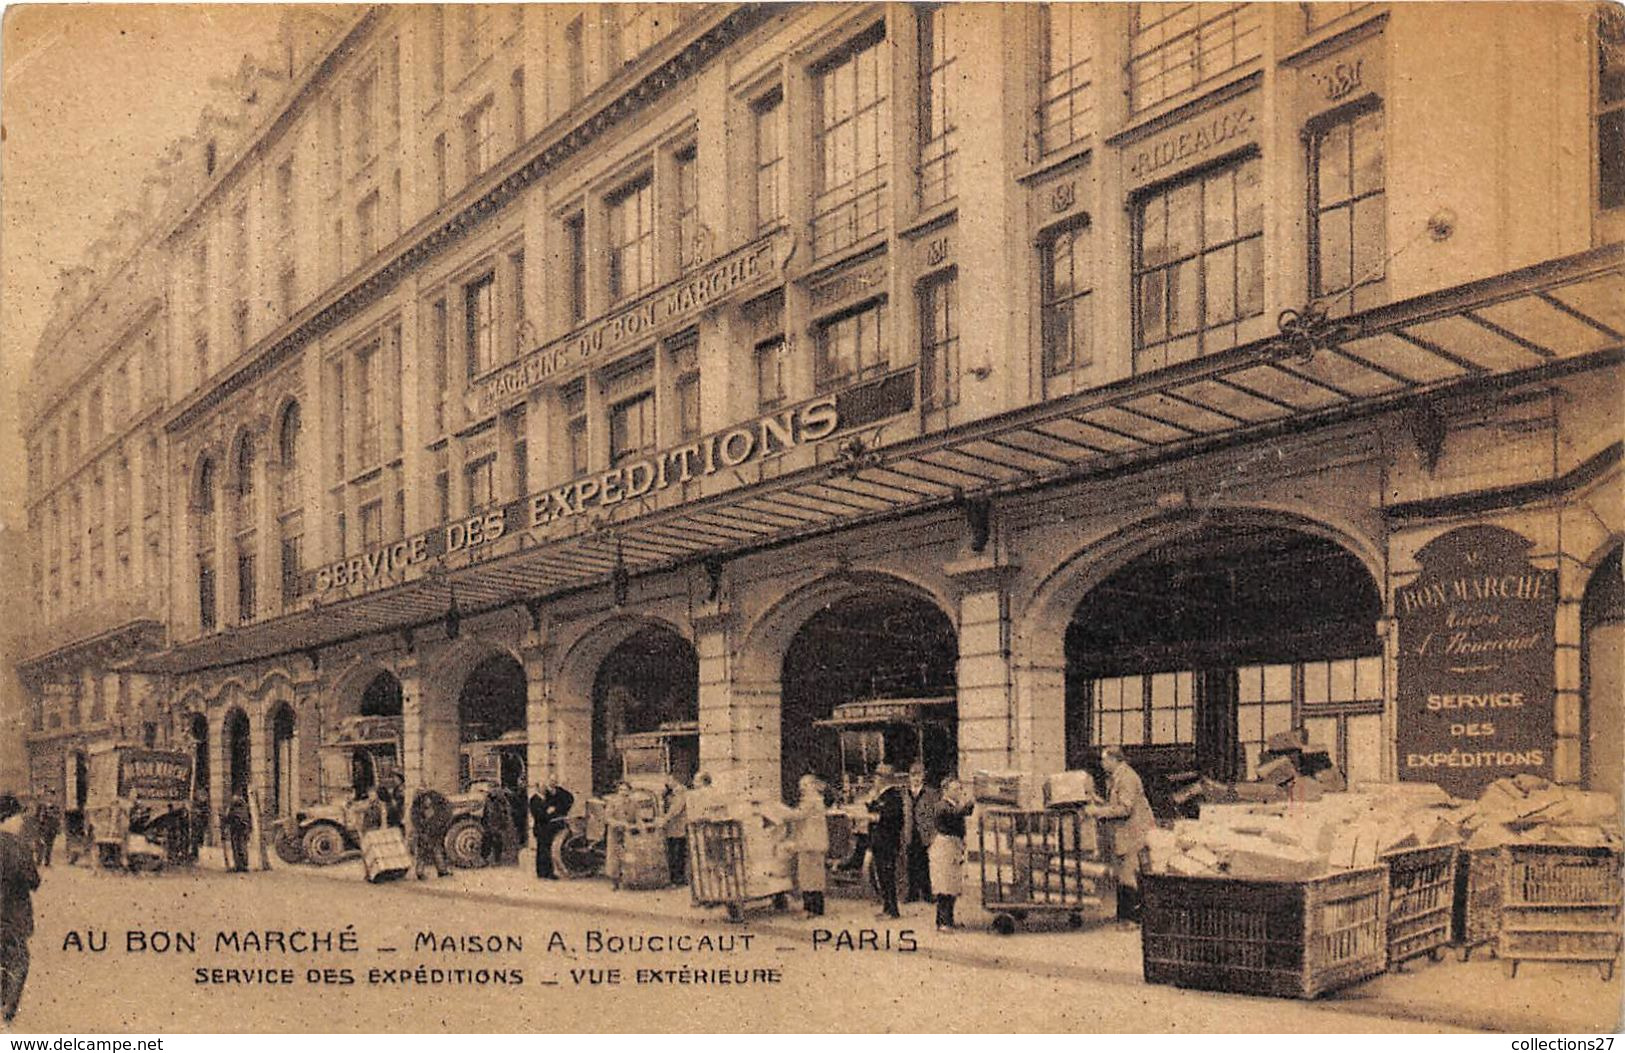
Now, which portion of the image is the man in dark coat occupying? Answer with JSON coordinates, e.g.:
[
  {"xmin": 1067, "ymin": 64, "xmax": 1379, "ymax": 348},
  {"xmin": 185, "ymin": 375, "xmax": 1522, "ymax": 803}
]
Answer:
[
  {"xmin": 409, "ymin": 788, "xmax": 453, "ymax": 880},
  {"xmin": 222, "ymin": 794, "xmax": 253, "ymax": 873},
  {"xmin": 35, "ymin": 799, "xmax": 60, "ymax": 868},
  {"xmin": 188, "ymin": 791, "xmax": 210, "ymax": 861},
  {"xmin": 378, "ymin": 774, "xmax": 406, "ymax": 830},
  {"xmin": 0, "ymin": 794, "xmax": 41, "ymax": 1022},
  {"xmin": 527, "ymin": 777, "xmax": 574, "ymax": 879},
  {"xmin": 904, "ymin": 765, "xmax": 940, "ymax": 904},
  {"xmin": 865, "ymin": 765, "xmax": 905, "ymax": 919},
  {"xmin": 480, "ymin": 786, "xmax": 517, "ymax": 866}
]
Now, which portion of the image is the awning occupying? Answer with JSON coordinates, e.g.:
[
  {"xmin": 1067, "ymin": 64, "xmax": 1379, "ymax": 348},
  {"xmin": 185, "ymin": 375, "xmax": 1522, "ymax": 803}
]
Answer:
[{"xmin": 136, "ymin": 243, "xmax": 1623, "ymax": 676}]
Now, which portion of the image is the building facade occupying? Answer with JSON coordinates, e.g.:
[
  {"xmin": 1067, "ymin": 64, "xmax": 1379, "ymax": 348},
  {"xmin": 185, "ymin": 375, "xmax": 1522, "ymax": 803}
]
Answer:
[{"xmin": 16, "ymin": 4, "xmax": 1624, "ymax": 830}]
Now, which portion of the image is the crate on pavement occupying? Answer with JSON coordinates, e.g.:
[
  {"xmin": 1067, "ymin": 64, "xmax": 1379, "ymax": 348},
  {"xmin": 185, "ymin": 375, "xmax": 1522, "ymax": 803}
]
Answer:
[
  {"xmin": 977, "ymin": 808, "xmax": 1110, "ymax": 934},
  {"xmin": 687, "ymin": 818, "xmax": 791, "ymax": 922},
  {"xmin": 359, "ymin": 827, "xmax": 412, "ymax": 883},
  {"xmin": 1499, "ymin": 842, "xmax": 1622, "ymax": 981},
  {"xmin": 1383, "ymin": 843, "xmax": 1458, "ymax": 970},
  {"xmin": 1141, "ymin": 865, "xmax": 1388, "ymax": 999},
  {"xmin": 1451, "ymin": 845, "xmax": 1504, "ymax": 961}
]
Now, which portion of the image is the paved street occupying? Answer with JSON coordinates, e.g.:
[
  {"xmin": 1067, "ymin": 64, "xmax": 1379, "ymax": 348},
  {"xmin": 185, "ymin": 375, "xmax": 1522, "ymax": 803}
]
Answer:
[{"xmin": 8, "ymin": 858, "xmax": 1616, "ymax": 1034}]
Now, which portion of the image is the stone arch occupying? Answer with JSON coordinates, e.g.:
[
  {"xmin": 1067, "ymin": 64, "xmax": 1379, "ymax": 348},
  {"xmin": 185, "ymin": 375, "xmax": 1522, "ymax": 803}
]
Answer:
[
  {"xmin": 420, "ymin": 635, "xmax": 528, "ymax": 796},
  {"xmin": 267, "ymin": 701, "xmax": 298, "ymax": 817},
  {"xmin": 326, "ymin": 656, "xmax": 404, "ymax": 720},
  {"xmin": 1581, "ymin": 541, "xmax": 1623, "ymax": 803},
  {"xmin": 223, "ymin": 706, "xmax": 253, "ymax": 800}
]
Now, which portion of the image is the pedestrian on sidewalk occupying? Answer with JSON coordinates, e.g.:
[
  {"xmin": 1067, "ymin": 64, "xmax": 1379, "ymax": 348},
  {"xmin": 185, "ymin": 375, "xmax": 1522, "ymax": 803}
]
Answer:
[
  {"xmin": 865, "ymin": 765, "xmax": 905, "ymax": 919},
  {"xmin": 929, "ymin": 779, "xmax": 975, "ymax": 932},
  {"xmin": 528, "ymin": 777, "xmax": 573, "ymax": 880},
  {"xmin": 222, "ymin": 793, "xmax": 253, "ymax": 873},
  {"xmin": 1087, "ymin": 746, "xmax": 1153, "ymax": 924},
  {"xmin": 480, "ymin": 784, "xmax": 516, "ymax": 867},
  {"xmin": 33, "ymin": 799, "xmax": 58, "ymax": 869},
  {"xmin": 791, "ymin": 775, "xmax": 828, "ymax": 917},
  {"xmin": 409, "ymin": 788, "xmax": 453, "ymax": 880},
  {"xmin": 905, "ymin": 764, "xmax": 939, "ymax": 904},
  {"xmin": 188, "ymin": 791, "xmax": 209, "ymax": 862},
  {"xmin": 0, "ymin": 794, "xmax": 40, "ymax": 1023}
]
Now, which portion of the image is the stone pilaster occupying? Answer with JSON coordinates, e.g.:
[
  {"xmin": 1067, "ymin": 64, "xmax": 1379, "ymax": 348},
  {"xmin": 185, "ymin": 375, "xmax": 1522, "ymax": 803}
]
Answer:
[{"xmin": 949, "ymin": 555, "xmax": 1030, "ymax": 774}]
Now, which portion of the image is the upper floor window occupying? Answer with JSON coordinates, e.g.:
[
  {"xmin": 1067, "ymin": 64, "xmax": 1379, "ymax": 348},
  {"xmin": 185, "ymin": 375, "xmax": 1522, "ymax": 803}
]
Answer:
[
  {"xmin": 812, "ymin": 25, "xmax": 891, "ymax": 259},
  {"xmin": 359, "ymin": 500, "xmax": 384, "ymax": 549},
  {"xmin": 464, "ymin": 97, "xmax": 496, "ymax": 182},
  {"xmin": 609, "ymin": 392, "xmax": 657, "ymax": 467},
  {"xmin": 428, "ymin": 298, "xmax": 450, "ymax": 435},
  {"xmin": 562, "ymin": 380, "xmax": 588, "ymax": 477},
  {"xmin": 233, "ymin": 433, "xmax": 255, "ymax": 525},
  {"xmin": 357, "ymin": 192, "xmax": 380, "ymax": 258},
  {"xmin": 675, "ymin": 145, "xmax": 701, "ymax": 271},
  {"xmin": 565, "ymin": 212, "xmax": 588, "ymax": 324},
  {"xmin": 1039, "ymin": 4, "xmax": 1094, "ymax": 158},
  {"xmin": 918, "ymin": 5, "xmax": 958, "ymax": 208},
  {"xmin": 1598, "ymin": 6, "xmax": 1625, "ymax": 212},
  {"xmin": 1128, "ymin": 3, "xmax": 1263, "ymax": 114},
  {"xmin": 196, "ymin": 457, "xmax": 217, "ymax": 523},
  {"xmin": 611, "ymin": 5, "xmax": 667, "ymax": 68},
  {"xmin": 1309, "ymin": 105, "xmax": 1386, "ymax": 315},
  {"xmin": 919, "ymin": 271, "xmax": 960, "ymax": 411},
  {"xmin": 755, "ymin": 338, "xmax": 788, "ymax": 412},
  {"xmin": 465, "ymin": 273, "xmax": 496, "ymax": 379},
  {"xmin": 564, "ymin": 16, "xmax": 586, "ymax": 107},
  {"xmin": 672, "ymin": 339, "xmax": 701, "ymax": 442},
  {"xmin": 357, "ymin": 342, "xmax": 381, "ymax": 467},
  {"xmin": 354, "ymin": 68, "xmax": 378, "ymax": 162},
  {"xmin": 1041, "ymin": 222, "xmax": 1093, "ymax": 392},
  {"xmin": 607, "ymin": 174, "xmax": 656, "ymax": 302},
  {"xmin": 278, "ymin": 401, "xmax": 302, "ymax": 511},
  {"xmin": 67, "ymin": 409, "xmax": 81, "ymax": 462},
  {"xmin": 1300, "ymin": 3, "xmax": 1372, "ymax": 33},
  {"xmin": 814, "ymin": 299, "xmax": 889, "ymax": 392},
  {"xmin": 465, "ymin": 455, "xmax": 496, "ymax": 512},
  {"xmin": 1133, "ymin": 155, "xmax": 1263, "ymax": 369},
  {"xmin": 752, "ymin": 90, "xmax": 785, "ymax": 234}
]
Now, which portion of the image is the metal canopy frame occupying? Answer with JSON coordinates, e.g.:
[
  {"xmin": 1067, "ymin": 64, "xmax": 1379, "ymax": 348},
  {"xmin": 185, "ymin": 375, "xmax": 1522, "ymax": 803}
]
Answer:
[{"xmin": 138, "ymin": 244, "xmax": 1623, "ymax": 676}]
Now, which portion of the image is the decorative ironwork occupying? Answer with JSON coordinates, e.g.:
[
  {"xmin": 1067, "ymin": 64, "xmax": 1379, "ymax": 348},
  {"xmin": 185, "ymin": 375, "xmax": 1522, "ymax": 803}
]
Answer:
[
  {"xmin": 1260, "ymin": 302, "xmax": 1361, "ymax": 363},
  {"xmin": 831, "ymin": 435, "xmax": 882, "ymax": 477}
]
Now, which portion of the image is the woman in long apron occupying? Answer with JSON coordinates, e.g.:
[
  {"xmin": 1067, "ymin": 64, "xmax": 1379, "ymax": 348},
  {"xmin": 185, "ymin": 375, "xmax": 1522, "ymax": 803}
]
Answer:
[
  {"xmin": 791, "ymin": 775, "xmax": 828, "ymax": 916},
  {"xmin": 928, "ymin": 779, "xmax": 975, "ymax": 931}
]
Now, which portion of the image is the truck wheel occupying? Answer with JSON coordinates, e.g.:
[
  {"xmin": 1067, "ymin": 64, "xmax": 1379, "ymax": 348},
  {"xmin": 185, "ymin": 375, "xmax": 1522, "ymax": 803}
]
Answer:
[
  {"xmin": 993, "ymin": 914, "xmax": 1017, "ymax": 936},
  {"xmin": 554, "ymin": 831, "xmax": 601, "ymax": 879},
  {"xmin": 445, "ymin": 818, "xmax": 487, "ymax": 869},
  {"xmin": 301, "ymin": 823, "xmax": 346, "ymax": 866},
  {"xmin": 273, "ymin": 826, "xmax": 305, "ymax": 865}
]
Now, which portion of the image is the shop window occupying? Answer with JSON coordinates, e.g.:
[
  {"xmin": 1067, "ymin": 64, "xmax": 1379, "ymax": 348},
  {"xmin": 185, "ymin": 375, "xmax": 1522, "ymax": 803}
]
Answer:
[
  {"xmin": 1039, "ymin": 4, "xmax": 1094, "ymax": 158},
  {"xmin": 1040, "ymin": 222, "xmax": 1093, "ymax": 394},
  {"xmin": 755, "ymin": 338, "xmax": 788, "ymax": 411},
  {"xmin": 675, "ymin": 145, "xmax": 701, "ymax": 270},
  {"xmin": 1310, "ymin": 105, "xmax": 1386, "ymax": 315},
  {"xmin": 609, "ymin": 392, "xmax": 656, "ymax": 467},
  {"xmin": 464, "ymin": 273, "xmax": 496, "ymax": 379},
  {"xmin": 753, "ymin": 89, "xmax": 785, "ymax": 234},
  {"xmin": 919, "ymin": 272, "xmax": 959, "ymax": 411},
  {"xmin": 607, "ymin": 175, "xmax": 656, "ymax": 302},
  {"xmin": 1598, "ymin": 7, "xmax": 1625, "ymax": 212},
  {"xmin": 1133, "ymin": 155, "xmax": 1264, "ymax": 369},
  {"xmin": 918, "ymin": 5, "xmax": 958, "ymax": 208},
  {"xmin": 812, "ymin": 25, "xmax": 891, "ymax": 259},
  {"xmin": 1128, "ymin": 3, "xmax": 1263, "ymax": 114},
  {"xmin": 814, "ymin": 299, "xmax": 889, "ymax": 393}
]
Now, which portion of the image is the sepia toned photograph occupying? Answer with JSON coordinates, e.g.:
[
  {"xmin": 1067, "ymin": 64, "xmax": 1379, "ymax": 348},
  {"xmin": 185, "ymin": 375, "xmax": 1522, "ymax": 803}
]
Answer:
[{"xmin": 0, "ymin": 0, "xmax": 1621, "ymax": 1035}]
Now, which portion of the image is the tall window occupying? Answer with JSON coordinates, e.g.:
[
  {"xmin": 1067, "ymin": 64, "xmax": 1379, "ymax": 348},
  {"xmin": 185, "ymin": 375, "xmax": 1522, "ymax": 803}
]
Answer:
[
  {"xmin": 564, "ymin": 16, "xmax": 585, "ymax": 107},
  {"xmin": 753, "ymin": 90, "xmax": 785, "ymax": 234},
  {"xmin": 565, "ymin": 212, "xmax": 588, "ymax": 323},
  {"xmin": 755, "ymin": 338, "xmax": 788, "ymax": 412},
  {"xmin": 505, "ymin": 406, "xmax": 529, "ymax": 497},
  {"xmin": 1041, "ymin": 223, "xmax": 1092, "ymax": 391},
  {"xmin": 1598, "ymin": 6, "xmax": 1625, "ymax": 212},
  {"xmin": 359, "ymin": 500, "xmax": 384, "ymax": 548},
  {"xmin": 918, "ymin": 6, "xmax": 958, "ymax": 208},
  {"xmin": 1133, "ymin": 155, "xmax": 1263, "ymax": 368},
  {"xmin": 1128, "ymin": 3, "xmax": 1263, "ymax": 114},
  {"xmin": 510, "ymin": 248, "xmax": 527, "ymax": 354},
  {"xmin": 1091, "ymin": 672, "xmax": 1195, "ymax": 747},
  {"xmin": 195, "ymin": 334, "xmax": 210, "ymax": 385},
  {"xmin": 562, "ymin": 380, "xmax": 588, "ymax": 477},
  {"xmin": 331, "ymin": 360, "xmax": 347, "ymax": 478},
  {"xmin": 233, "ymin": 434, "xmax": 255, "ymax": 525},
  {"xmin": 429, "ymin": 299, "xmax": 449, "ymax": 433},
  {"xmin": 1310, "ymin": 106, "xmax": 1386, "ymax": 315},
  {"xmin": 1040, "ymin": 4, "xmax": 1094, "ymax": 157},
  {"xmin": 143, "ymin": 437, "xmax": 162, "ymax": 517},
  {"xmin": 607, "ymin": 175, "xmax": 656, "ymax": 302},
  {"xmin": 88, "ymin": 387, "xmax": 103, "ymax": 442},
  {"xmin": 609, "ymin": 393, "xmax": 656, "ymax": 467},
  {"xmin": 672, "ymin": 340, "xmax": 701, "ymax": 442},
  {"xmin": 465, "ymin": 273, "xmax": 496, "ymax": 378},
  {"xmin": 278, "ymin": 401, "xmax": 302, "ymax": 519},
  {"xmin": 812, "ymin": 26, "xmax": 891, "ymax": 258},
  {"xmin": 433, "ymin": 133, "xmax": 449, "ymax": 203},
  {"xmin": 196, "ymin": 458, "xmax": 216, "ymax": 632},
  {"xmin": 357, "ymin": 193, "xmax": 380, "ymax": 258},
  {"xmin": 464, "ymin": 455, "xmax": 496, "ymax": 512},
  {"xmin": 511, "ymin": 67, "xmax": 527, "ymax": 144},
  {"xmin": 675, "ymin": 146, "xmax": 701, "ymax": 270},
  {"xmin": 464, "ymin": 98, "xmax": 495, "ymax": 182},
  {"xmin": 814, "ymin": 300, "xmax": 889, "ymax": 392},
  {"xmin": 237, "ymin": 551, "xmax": 256, "ymax": 623},
  {"xmin": 358, "ymin": 342, "xmax": 381, "ymax": 466},
  {"xmin": 277, "ymin": 159, "xmax": 297, "ymax": 315},
  {"xmin": 354, "ymin": 68, "xmax": 377, "ymax": 162},
  {"xmin": 919, "ymin": 272, "xmax": 959, "ymax": 411}
]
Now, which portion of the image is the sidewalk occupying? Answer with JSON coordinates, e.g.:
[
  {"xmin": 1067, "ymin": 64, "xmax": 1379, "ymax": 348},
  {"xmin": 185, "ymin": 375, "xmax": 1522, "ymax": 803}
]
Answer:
[{"xmin": 237, "ymin": 848, "xmax": 1622, "ymax": 1034}]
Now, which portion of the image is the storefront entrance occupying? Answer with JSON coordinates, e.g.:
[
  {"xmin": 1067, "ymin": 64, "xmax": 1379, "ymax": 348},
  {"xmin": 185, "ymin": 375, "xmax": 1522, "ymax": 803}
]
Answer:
[
  {"xmin": 458, "ymin": 653, "xmax": 529, "ymax": 843},
  {"xmin": 1063, "ymin": 523, "xmax": 1382, "ymax": 811},
  {"xmin": 779, "ymin": 589, "xmax": 957, "ymax": 802},
  {"xmin": 225, "ymin": 708, "xmax": 252, "ymax": 799},
  {"xmin": 591, "ymin": 625, "xmax": 698, "ymax": 797},
  {"xmin": 189, "ymin": 714, "xmax": 209, "ymax": 805},
  {"xmin": 1582, "ymin": 545, "xmax": 1623, "ymax": 804}
]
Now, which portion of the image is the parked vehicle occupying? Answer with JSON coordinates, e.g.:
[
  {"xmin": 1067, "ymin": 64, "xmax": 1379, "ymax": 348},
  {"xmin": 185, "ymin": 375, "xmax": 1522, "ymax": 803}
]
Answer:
[
  {"xmin": 553, "ymin": 720, "xmax": 697, "ymax": 880},
  {"xmin": 83, "ymin": 744, "xmax": 194, "ymax": 872}
]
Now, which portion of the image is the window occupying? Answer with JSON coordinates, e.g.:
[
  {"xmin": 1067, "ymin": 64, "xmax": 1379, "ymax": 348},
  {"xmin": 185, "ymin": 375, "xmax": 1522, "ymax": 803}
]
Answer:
[
  {"xmin": 510, "ymin": 248, "xmax": 527, "ymax": 354},
  {"xmin": 511, "ymin": 67, "xmax": 526, "ymax": 144},
  {"xmin": 919, "ymin": 272, "xmax": 959, "ymax": 411},
  {"xmin": 609, "ymin": 392, "xmax": 656, "ymax": 467},
  {"xmin": 607, "ymin": 175, "xmax": 655, "ymax": 302},
  {"xmin": 1238, "ymin": 658, "xmax": 1383, "ymax": 782},
  {"xmin": 433, "ymin": 133, "xmax": 449, "ymax": 203},
  {"xmin": 279, "ymin": 402, "xmax": 302, "ymax": 483},
  {"xmin": 143, "ymin": 437, "xmax": 162, "ymax": 516},
  {"xmin": 1301, "ymin": 3, "xmax": 1372, "ymax": 33},
  {"xmin": 360, "ymin": 500, "xmax": 384, "ymax": 548},
  {"xmin": 1236, "ymin": 664, "xmax": 1296, "ymax": 779},
  {"xmin": 464, "ymin": 455, "xmax": 496, "ymax": 512},
  {"xmin": 505, "ymin": 406, "xmax": 528, "ymax": 497},
  {"xmin": 198, "ymin": 561, "xmax": 216, "ymax": 631},
  {"xmin": 1041, "ymin": 224, "xmax": 1093, "ymax": 389},
  {"xmin": 815, "ymin": 299, "xmax": 889, "ymax": 392},
  {"xmin": 672, "ymin": 340, "xmax": 701, "ymax": 441},
  {"xmin": 429, "ymin": 299, "xmax": 449, "ymax": 433},
  {"xmin": 612, "ymin": 5, "xmax": 666, "ymax": 66},
  {"xmin": 195, "ymin": 334, "xmax": 210, "ymax": 385},
  {"xmin": 1133, "ymin": 155, "xmax": 1264, "ymax": 368},
  {"xmin": 812, "ymin": 26, "xmax": 891, "ymax": 258},
  {"xmin": 564, "ymin": 16, "xmax": 585, "ymax": 106},
  {"xmin": 354, "ymin": 68, "xmax": 377, "ymax": 162},
  {"xmin": 465, "ymin": 98, "xmax": 495, "ymax": 182},
  {"xmin": 331, "ymin": 360, "xmax": 347, "ymax": 478},
  {"xmin": 237, "ymin": 551, "xmax": 256, "ymax": 623},
  {"xmin": 465, "ymin": 273, "xmax": 496, "ymax": 378},
  {"xmin": 1040, "ymin": 4, "xmax": 1094, "ymax": 157},
  {"xmin": 675, "ymin": 145, "xmax": 701, "ymax": 270},
  {"xmin": 357, "ymin": 193, "xmax": 380, "ymax": 258},
  {"xmin": 753, "ymin": 90, "xmax": 785, "ymax": 234},
  {"xmin": 358, "ymin": 342, "xmax": 381, "ymax": 467},
  {"xmin": 427, "ymin": 6, "xmax": 445, "ymax": 97},
  {"xmin": 435, "ymin": 465, "xmax": 451, "ymax": 523},
  {"xmin": 565, "ymin": 212, "xmax": 588, "ymax": 323},
  {"xmin": 562, "ymin": 380, "xmax": 588, "ymax": 476},
  {"xmin": 234, "ymin": 433, "xmax": 255, "ymax": 524},
  {"xmin": 279, "ymin": 267, "xmax": 297, "ymax": 319},
  {"xmin": 1091, "ymin": 672, "xmax": 1195, "ymax": 746},
  {"xmin": 192, "ymin": 241, "xmax": 209, "ymax": 319},
  {"xmin": 1597, "ymin": 7, "xmax": 1625, "ymax": 211},
  {"xmin": 1310, "ymin": 106, "xmax": 1386, "ymax": 315},
  {"xmin": 205, "ymin": 140, "xmax": 217, "ymax": 176},
  {"xmin": 111, "ymin": 365, "xmax": 128, "ymax": 424},
  {"xmin": 918, "ymin": 5, "xmax": 958, "ymax": 208},
  {"xmin": 232, "ymin": 301, "xmax": 251, "ymax": 354},
  {"xmin": 1128, "ymin": 3, "xmax": 1263, "ymax": 114}
]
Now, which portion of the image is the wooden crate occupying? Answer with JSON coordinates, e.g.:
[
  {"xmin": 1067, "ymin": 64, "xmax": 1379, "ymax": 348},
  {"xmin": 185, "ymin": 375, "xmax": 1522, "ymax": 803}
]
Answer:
[
  {"xmin": 1451, "ymin": 845, "xmax": 1504, "ymax": 960},
  {"xmin": 1141, "ymin": 865, "xmax": 1388, "ymax": 999},
  {"xmin": 1500, "ymin": 843, "xmax": 1622, "ymax": 981},
  {"xmin": 1384, "ymin": 843, "xmax": 1458, "ymax": 970}
]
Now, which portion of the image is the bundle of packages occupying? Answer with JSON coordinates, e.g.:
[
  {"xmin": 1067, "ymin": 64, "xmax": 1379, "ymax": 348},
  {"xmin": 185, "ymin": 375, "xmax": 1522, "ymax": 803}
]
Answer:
[
  {"xmin": 1455, "ymin": 774, "xmax": 1622, "ymax": 849},
  {"xmin": 972, "ymin": 769, "xmax": 1041, "ymax": 809}
]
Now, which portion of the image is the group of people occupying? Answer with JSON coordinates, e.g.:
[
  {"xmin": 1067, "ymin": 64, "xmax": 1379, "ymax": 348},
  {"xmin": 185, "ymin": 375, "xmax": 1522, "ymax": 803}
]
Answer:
[
  {"xmin": 397, "ymin": 776, "xmax": 574, "ymax": 883},
  {"xmin": 860, "ymin": 764, "xmax": 976, "ymax": 931}
]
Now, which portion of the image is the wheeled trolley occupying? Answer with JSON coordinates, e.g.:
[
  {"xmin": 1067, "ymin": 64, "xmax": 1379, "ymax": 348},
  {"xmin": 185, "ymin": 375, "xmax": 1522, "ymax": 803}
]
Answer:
[
  {"xmin": 1500, "ymin": 842, "xmax": 1622, "ymax": 981},
  {"xmin": 1383, "ymin": 843, "xmax": 1459, "ymax": 970},
  {"xmin": 978, "ymin": 809, "xmax": 1111, "ymax": 935},
  {"xmin": 687, "ymin": 818, "xmax": 791, "ymax": 922}
]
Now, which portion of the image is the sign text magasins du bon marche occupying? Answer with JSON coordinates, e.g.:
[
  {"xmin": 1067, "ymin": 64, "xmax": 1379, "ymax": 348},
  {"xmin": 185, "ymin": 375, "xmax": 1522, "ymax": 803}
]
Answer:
[{"xmin": 308, "ymin": 397, "xmax": 840, "ymax": 595}]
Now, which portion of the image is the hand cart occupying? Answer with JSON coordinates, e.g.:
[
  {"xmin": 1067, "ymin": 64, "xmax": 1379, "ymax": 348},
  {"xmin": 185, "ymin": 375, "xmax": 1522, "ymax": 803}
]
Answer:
[
  {"xmin": 687, "ymin": 817, "xmax": 792, "ymax": 922},
  {"xmin": 977, "ymin": 808, "xmax": 1112, "ymax": 934},
  {"xmin": 1500, "ymin": 841, "xmax": 1622, "ymax": 980}
]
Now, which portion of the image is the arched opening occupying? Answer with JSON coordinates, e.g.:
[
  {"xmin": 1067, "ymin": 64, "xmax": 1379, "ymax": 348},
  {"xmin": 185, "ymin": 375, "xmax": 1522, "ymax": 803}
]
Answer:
[
  {"xmin": 458, "ymin": 653, "xmax": 530, "ymax": 844},
  {"xmin": 189, "ymin": 714, "xmax": 210, "ymax": 804},
  {"xmin": 270, "ymin": 704, "xmax": 296, "ymax": 816},
  {"xmin": 779, "ymin": 589, "xmax": 957, "ymax": 804},
  {"xmin": 278, "ymin": 402, "xmax": 302, "ymax": 475},
  {"xmin": 224, "ymin": 708, "xmax": 252, "ymax": 800},
  {"xmin": 591, "ymin": 625, "xmax": 699, "ymax": 797},
  {"xmin": 359, "ymin": 672, "xmax": 403, "ymax": 717},
  {"xmin": 1063, "ymin": 522, "xmax": 1382, "ymax": 814},
  {"xmin": 1582, "ymin": 545, "xmax": 1623, "ymax": 805}
]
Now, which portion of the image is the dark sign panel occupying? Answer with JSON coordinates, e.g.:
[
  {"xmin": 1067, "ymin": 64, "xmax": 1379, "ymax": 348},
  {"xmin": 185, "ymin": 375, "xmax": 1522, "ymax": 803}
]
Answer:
[
  {"xmin": 1395, "ymin": 525, "xmax": 1556, "ymax": 797},
  {"xmin": 117, "ymin": 749, "xmax": 194, "ymax": 801}
]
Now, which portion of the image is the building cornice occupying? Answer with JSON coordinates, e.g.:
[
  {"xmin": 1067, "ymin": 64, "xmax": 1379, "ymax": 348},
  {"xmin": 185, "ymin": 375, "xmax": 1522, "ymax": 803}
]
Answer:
[{"xmin": 164, "ymin": 3, "xmax": 775, "ymax": 437}]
